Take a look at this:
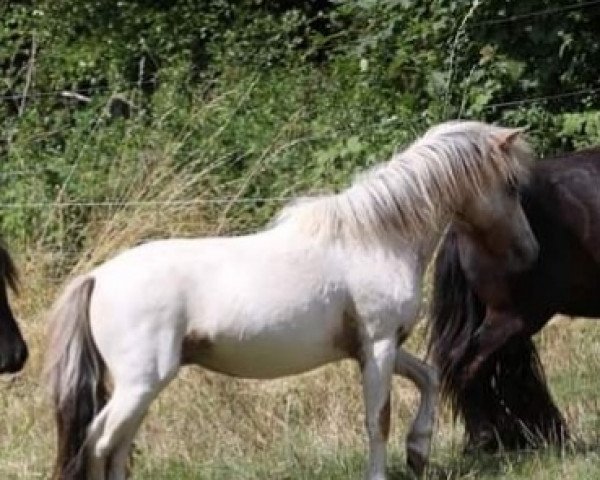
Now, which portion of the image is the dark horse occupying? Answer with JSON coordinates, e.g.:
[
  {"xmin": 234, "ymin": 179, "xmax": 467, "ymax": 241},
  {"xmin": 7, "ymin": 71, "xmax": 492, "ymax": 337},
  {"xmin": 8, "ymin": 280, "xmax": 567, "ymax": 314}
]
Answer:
[
  {"xmin": 0, "ymin": 239, "xmax": 28, "ymax": 373},
  {"xmin": 428, "ymin": 147, "xmax": 600, "ymax": 451}
]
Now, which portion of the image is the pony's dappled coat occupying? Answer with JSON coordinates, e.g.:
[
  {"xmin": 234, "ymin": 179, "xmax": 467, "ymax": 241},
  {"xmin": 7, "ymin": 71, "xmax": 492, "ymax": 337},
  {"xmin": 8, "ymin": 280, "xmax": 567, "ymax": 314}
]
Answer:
[{"xmin": 44, "ymin": 120, "xmax": 533, "ymax": 480}]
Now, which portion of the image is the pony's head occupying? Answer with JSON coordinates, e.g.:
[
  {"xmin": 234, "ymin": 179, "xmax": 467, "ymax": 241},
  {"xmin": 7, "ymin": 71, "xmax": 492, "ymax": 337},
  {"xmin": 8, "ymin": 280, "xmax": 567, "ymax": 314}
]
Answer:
[{"xmin": 443, "ymin": 124, "xmax": 538, "ymax": 272}]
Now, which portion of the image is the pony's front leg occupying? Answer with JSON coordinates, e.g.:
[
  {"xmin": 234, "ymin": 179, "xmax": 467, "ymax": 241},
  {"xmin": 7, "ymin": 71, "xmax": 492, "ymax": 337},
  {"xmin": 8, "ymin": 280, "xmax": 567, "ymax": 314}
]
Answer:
[
  {"xmin": 394, "ymin": 348, "xmax": 439, "ymax": 477},
  {"xmin": 361, "ymin": 337, "xmax": 396, "ymax": 480}
]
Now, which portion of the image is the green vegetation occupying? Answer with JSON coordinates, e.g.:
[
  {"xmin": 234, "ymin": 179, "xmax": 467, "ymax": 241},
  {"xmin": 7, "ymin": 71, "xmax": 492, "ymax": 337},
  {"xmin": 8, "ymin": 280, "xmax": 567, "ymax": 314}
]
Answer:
[
  {"xmin": 1, "ymin": 1, "xmax": 600, "ymax": 478},
  {"xmin": 2, "ymin": 0, "xmax": 600, "ymax": 247}
]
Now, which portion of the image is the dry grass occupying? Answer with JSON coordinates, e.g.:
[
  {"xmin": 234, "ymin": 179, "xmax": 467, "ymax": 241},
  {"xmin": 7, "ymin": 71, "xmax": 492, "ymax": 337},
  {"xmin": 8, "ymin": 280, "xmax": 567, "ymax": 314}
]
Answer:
[{"xmin": 1, "ymin": 152, "xmax": 599, "ymax": 479}]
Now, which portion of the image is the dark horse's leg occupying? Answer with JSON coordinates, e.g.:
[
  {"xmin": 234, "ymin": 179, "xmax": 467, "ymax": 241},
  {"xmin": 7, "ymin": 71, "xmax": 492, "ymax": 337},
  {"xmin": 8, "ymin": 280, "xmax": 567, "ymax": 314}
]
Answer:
[
  {"xmin": 0, "ymin": 243, "xmax": 28, "ymax": 373},
  {"xmin": 429, "ymin": 228, "xmax": 567, "ymax": 453},
  {"xmin": 461, "ymin": 309, "xmax": 568, "ymax": 450},
  {"xmin": 462, "ymin": 308, "xmax": 523, "ymax": 384},
  {"xmin": 462, "ymin": 336, "xmax": 568, "ymax": 451}
]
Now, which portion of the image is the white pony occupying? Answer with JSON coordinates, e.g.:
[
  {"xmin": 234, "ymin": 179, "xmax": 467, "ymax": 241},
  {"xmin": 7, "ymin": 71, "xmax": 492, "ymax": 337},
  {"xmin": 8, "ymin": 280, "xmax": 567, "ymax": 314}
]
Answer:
[{"xmin": 45, "ymin": 121, "xmax": 538, "ymax": 480}]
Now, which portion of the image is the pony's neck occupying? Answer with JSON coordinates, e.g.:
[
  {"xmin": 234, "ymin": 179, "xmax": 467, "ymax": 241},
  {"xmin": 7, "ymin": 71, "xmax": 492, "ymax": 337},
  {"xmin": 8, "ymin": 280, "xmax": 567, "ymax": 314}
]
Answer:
[
  {"xmin": 278, "ymin": 122, "xmax": 529, "ymax": 247},
  {"xmin": 332, "ymin": 157, "xmax": 460, "ymax": 245}
]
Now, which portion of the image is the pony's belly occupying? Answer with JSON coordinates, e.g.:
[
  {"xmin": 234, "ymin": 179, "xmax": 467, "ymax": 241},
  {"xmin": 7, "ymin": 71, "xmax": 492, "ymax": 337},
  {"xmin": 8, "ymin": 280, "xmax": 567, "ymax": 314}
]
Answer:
[
  {"xmin": 185, "ymin": 332, "xmax": 347, "ymax": 379},
  {"xmin": 184, "ymin": 277, "xmax": 350, "ymax": 378}
]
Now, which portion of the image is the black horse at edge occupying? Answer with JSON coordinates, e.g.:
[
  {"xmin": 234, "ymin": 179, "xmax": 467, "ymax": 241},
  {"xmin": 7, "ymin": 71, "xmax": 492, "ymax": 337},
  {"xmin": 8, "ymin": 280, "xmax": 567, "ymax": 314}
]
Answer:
[
  {"xmin": 0, "ymin": 239, "xmax": 28, "ymax": 374},
  {"xmin": 428, "ymin": 147, "xmax": 600, "ymax": 451}
]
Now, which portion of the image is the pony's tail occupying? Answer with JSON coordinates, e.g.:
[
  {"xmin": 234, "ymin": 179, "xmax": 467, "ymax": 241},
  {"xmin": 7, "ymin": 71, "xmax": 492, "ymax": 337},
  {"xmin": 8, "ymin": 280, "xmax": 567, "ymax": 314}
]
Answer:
[
  {"xmin": 45, "ymin": 275, "xmax": 107, "ymax": 480},
  {"xmin": 427, "ymin": 229, "xmax": 568, "ymax": 450}
]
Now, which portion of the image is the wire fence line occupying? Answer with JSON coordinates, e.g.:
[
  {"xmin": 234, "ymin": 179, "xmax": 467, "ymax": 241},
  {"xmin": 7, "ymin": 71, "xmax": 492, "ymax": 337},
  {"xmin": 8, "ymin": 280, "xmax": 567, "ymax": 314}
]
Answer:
[
  {"xmin": 1, "ymin": 80, "xmax": 600, "ymax": 178},
  {"xmin": 0, "ymin": 79, "xmax": 158, "ymax": 102},
  {"xmin": 471, "ymin": 0, "xmax": 600, "ymax": 27},
  {"xmin": 480, "ymin": 86, "xmax": 600, "ymax": 110},
  {"xmin": 3, "ymin": 79, "xmax": 600, "ymax": 206},
  {"xmin": 1, "ymin": 200, "xmax": 272, "ymax": 262},
  {"xmin": 0, "ymin": 197, "xmax": 294, "ymax": 209},
  {"xmin": 1, "ymin": 76, "xmax": 598, "ymax": 114}
]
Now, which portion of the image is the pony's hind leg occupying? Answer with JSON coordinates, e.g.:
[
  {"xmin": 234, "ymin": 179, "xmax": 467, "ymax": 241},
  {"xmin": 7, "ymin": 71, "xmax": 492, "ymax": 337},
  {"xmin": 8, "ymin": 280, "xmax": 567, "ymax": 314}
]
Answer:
[
  {"xmin": 89, "ymin": 384, "xmax": 163, "ymax": 480},
  {"xmin": 361, "ymin": 337, "xmax": 396, "ymax": 480},
  {"xmin": 86, "ymin": 336, "xmax": 181, "ymax": 480},
  {"xmin": 105, "ymin": 401, "xmax": 148, "ymax": 480},
  {"xmin": 394, "ymin": 348, "xmax": 439, "ymax": 476},
  {"xmin": 86, "ymin": 405, "xmax": 111, "ymax": 479}
]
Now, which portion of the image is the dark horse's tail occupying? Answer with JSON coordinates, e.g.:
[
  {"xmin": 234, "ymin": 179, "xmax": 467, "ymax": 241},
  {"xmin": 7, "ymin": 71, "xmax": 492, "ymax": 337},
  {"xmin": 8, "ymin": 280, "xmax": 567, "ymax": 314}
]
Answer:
[
  {"xmin": 45, "ymin": 276, "xmax": 107, "ymax": 479},
  {"xmin": 427, "ymin": 229, "xmax": 568, "ymax": 450},
  {"xmin": 0, "ymin": 239, "xmax": 28, "ymax": 373}
]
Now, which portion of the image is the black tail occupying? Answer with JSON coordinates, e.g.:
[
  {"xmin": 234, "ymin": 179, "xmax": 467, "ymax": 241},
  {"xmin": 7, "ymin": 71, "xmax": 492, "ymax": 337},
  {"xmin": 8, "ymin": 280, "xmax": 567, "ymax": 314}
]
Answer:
[
  {"xmin": 427, "ymin": 229, "xmax": 568, "ymax": 450},
  {"xmin": 0, "ymin": 239, "xmax": 28, "ymax": 373},
  {"xmin": 45, "ymin": 276, "xmax": 107, "ymax": 479}
]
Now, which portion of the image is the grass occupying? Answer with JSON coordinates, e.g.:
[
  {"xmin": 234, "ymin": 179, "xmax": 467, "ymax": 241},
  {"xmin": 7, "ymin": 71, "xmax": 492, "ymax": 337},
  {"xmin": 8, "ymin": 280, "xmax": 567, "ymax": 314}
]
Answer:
[{"xmin": 3, "ymin": 266, "xmax": 600, "ymax": 479}]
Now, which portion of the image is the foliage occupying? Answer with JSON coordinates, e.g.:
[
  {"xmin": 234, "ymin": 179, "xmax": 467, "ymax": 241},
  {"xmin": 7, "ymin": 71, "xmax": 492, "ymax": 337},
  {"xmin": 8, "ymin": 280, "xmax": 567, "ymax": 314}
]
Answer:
[{"xmin": 1, "ymin": 0, "xmax": 600, "ymax": 247}]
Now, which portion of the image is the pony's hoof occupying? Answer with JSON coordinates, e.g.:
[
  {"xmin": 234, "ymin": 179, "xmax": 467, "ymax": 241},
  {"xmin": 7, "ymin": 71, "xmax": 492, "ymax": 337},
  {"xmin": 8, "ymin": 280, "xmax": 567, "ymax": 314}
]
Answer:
[{"xmin": 407, "ymin": 449, "xmax": 427, "ymax": 477}]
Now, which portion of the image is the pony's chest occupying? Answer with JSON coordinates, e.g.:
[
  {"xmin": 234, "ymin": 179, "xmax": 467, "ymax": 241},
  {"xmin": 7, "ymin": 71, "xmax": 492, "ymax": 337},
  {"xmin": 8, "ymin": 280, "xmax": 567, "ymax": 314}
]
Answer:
[{"xmin": 346, "ymin": 250, "xmax": 423, "ymax": 322}]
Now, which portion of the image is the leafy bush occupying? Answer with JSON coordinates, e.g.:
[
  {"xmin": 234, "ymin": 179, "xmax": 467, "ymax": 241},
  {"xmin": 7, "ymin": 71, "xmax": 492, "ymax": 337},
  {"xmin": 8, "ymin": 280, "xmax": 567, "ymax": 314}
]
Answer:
[{"xmin": 1, "ymin": 0, "xmax": 599, "ymax": 249}]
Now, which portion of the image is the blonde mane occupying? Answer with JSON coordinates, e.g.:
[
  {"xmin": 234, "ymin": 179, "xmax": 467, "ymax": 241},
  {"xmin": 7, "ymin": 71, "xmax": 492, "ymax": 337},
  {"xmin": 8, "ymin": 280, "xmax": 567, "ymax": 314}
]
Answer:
[{"xmin": 277, "ymin": 121, "xmax": 532, "ymax": 243}]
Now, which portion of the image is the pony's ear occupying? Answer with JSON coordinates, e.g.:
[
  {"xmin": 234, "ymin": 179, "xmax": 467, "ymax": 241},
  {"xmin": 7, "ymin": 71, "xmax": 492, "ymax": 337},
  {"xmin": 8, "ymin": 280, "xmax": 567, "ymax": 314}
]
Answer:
[{"xmin": 493, "ymin": 127, "xmax": 527, "ymax": 150}]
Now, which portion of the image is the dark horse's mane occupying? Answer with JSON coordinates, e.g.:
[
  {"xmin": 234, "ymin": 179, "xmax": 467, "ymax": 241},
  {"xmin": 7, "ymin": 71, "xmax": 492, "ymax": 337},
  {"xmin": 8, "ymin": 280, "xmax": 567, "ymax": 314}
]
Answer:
[{"xmin": 428, "ymin": 148, "xmax": 600, "ymax": 450}]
